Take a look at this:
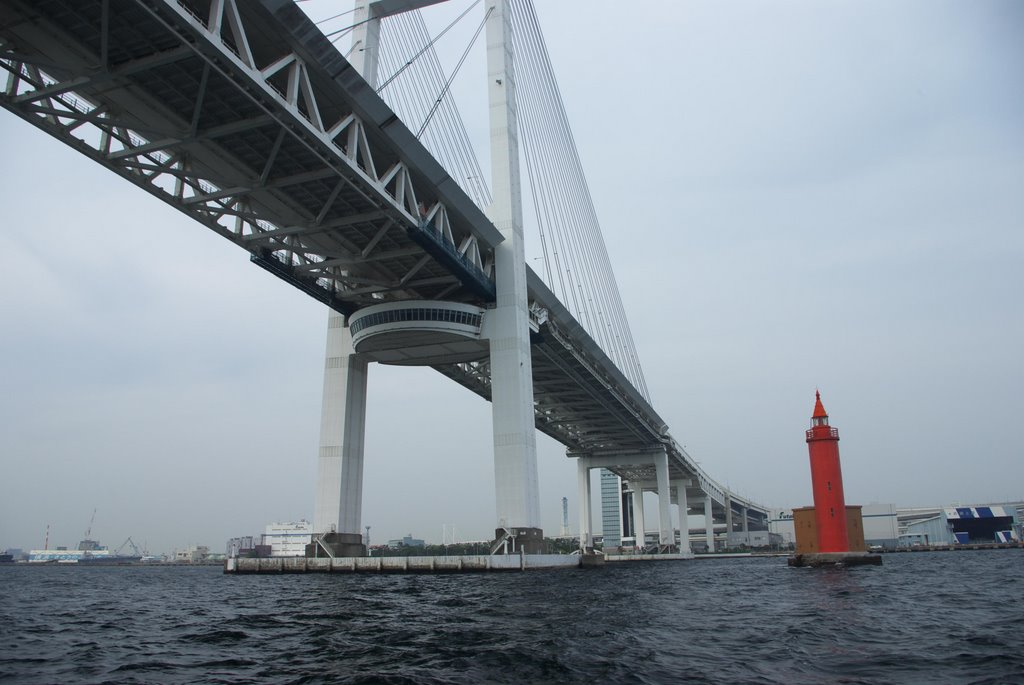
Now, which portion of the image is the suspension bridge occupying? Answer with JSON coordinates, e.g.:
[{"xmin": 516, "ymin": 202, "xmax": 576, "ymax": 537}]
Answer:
[{"xmin": 0, "ymin": 0, "xmax": 768, "ymax": 559}]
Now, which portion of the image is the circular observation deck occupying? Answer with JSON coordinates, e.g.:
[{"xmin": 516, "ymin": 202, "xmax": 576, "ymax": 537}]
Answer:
[{"xmin": 349, "ymin": 301, "xmax": 489, "ymax": 365}]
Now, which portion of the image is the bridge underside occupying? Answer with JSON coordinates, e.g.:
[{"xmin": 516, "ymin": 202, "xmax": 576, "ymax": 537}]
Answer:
[
  {"xmin": 434, "ymin": 314, "xmax": 769, "ymax": 531},
  {"xmin": 0, "ymin": 0, "xmax": 768, "ymax": 538},
  {"xmin": 0, "ymin": 0, "xmax": 500, "ymax": 313}
]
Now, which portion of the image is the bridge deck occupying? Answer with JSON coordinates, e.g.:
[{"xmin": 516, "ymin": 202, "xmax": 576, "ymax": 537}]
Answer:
[{"xmin": 0, "ymin": 0, "xmax": 766, "ymax": 521}]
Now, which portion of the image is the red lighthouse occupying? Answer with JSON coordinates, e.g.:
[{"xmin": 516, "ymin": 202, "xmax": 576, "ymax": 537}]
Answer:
[{"xmin": 806, "ymin": 391, "xmax": 849, "ymax": 552}]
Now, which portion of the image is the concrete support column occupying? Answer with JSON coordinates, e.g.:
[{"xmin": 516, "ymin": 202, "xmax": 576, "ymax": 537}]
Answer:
[
  {"xmin": 349, "ymin": 1, "xmax": 381, "ymax": 87},
  {"xmin": 704, "ymin": 494, "xmax": 714, "ymax": 552},
  {"xmin": 742, "ymin": 506, "xmax": 749, "ymax": 533},
  {"xmin": 726, "ymin": 494, "xmax": 733, "ymax": 533},
  {"xmin": 485, "ymin": 0, "xmax": 541, "ymax": 539},
  {"xmin": 654, "ymin": 450, "xmax": 672, "ymax": 548},
  {"xmin": 314, "ymin": 319, "xmax": 368, "ymax": 539},
  {"xmin": 674, "ymin": 480, "xmax": 691, "ymax": 554},
  {"xmin": 632, "ymin": 486, "xmax": 645, "ymax": 549},
  {"xmin": 309, "ymin": 0, "xmax": 381, "ymax": 560},
  {"xmin": 577, "ymin": 458, "xmax": 592, "ymax": 550}
]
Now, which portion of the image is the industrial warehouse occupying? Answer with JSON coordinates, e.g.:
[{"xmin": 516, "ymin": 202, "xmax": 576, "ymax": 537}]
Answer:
[{"xmin": 768, "ymin": 502, "xmax": 1022, "ymax": 550}]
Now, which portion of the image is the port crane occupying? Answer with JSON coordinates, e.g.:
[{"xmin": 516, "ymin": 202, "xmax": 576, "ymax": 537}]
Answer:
[
  {"xmin": 83, "ymin": 508, "xmax": 97, "ymax": 540},
  {"xmin": 78, "ymin": 508, "xmax": 103, "ymax": 551},
  {"xmin": 114, "ymin": 537, "xmax": 143, "ymax": 557}
]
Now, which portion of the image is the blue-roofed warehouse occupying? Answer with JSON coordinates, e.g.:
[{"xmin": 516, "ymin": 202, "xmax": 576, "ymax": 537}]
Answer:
[{"xmin": 901, "ymin": 504, "xmax": 1022, "ymax": 547}]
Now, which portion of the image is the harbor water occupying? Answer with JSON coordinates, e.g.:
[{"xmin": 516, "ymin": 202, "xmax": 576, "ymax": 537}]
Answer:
[{"xmin": 1, "ymin": 549, "xmax": 1021, "ymax": 684}]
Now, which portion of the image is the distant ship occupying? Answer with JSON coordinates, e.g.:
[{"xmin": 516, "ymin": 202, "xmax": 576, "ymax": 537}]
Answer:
[{"xmin": 76, "ymin": 548, "xmax": 142, "ymax": 565}]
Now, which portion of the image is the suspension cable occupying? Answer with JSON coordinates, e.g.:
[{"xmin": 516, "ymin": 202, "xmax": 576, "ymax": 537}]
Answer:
[
  {"xmin": 377, "ymin": 0, "xmax": 481, "ymax": 93},
  {"xmin": 314, "ymin": 8, "xmax": 356, "ymax": 26},
  {"xmin": 376, "ymin": 9, "xmax": 491, "ymax": 209},
  {"xmin": 510, "ymin": 0, "xmax": 650, "ymax": 397},
  {"xmin": 416, "ymin": 7, "xmax": 491, "ymax": 138}
]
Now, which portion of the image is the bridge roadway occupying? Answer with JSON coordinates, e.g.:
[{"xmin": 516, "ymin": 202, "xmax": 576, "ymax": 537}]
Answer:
[{"xmin": 0, "ymin": 0, "xmax": 768, "ymax": 546}]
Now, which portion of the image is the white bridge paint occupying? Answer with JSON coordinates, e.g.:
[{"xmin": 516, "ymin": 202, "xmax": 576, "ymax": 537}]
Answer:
[
  {"xmin": 483, "ymin": 0, "xmax": 542, "ymax": 533},
  {"xmin": 578, "ymin": 452, "xmax": 696, "ymax": 553},
  {"xmin": 315, "ymin": 0, "xmax": 542, "ymax": 541},
  {"xmin": 348, "ymin": 300, "xmax": 488, "ymax": 365},
  {"xmin": 314, "ymin": 320, "xmax": 368, "ymax": 537},
  {"xmin": 0, "ymin": 0, "xmax": 770, "ymax": 552},
  {"xmin": 312, "ymin": 0, "xmax": 378, "ymax": 541}
]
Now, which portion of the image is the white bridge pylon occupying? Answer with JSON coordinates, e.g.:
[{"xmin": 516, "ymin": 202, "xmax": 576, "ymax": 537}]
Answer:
[
  {"xmin": 0, "ymin": 0, "xmax": 769, "ymax": 555},
  {"xmin": 316, "ymin": 0, "xmax": 544, "ymax": 553},
  {"xmin": 313, "ymin": 0, "xmax": 765, "ymax": 554}
]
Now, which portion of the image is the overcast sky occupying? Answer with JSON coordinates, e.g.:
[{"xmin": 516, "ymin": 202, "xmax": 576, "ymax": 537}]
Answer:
[{"xmin": 1, "ymin": 1, "xmax": 1021, "ymax": 555}]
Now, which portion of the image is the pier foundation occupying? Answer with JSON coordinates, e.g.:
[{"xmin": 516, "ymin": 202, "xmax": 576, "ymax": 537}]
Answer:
[
  {"xmin": 306, "ymin": 532, "xmax": 366, "ymax": 558},
  {"xmin": 788, "ymin": 552, "xmax": 882, "ymax": 567}
]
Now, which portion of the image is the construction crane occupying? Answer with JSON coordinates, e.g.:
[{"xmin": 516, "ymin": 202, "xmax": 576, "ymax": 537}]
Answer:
[
  {"xmin": 78, "ymin": 509, "xmax": 101, "ymax": 551},
  {"xmin": 83, "ymin": 508, "xmax": 97, "ymax": 539},
  {"xmin": 114, "ymin": 537, "xmax": 143, "ymax": 557}
]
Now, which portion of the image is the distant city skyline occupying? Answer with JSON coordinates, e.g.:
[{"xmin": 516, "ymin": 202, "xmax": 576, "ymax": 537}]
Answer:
[{"xmin": 1, "ymin": 0, "xmax": 1021, "ymax": 554}]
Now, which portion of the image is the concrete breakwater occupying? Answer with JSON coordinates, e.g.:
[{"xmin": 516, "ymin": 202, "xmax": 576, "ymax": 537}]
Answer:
[
  {"xmin": 226, "ymin": 554, "xmax": 580, "ymax": 573},
  {"xmin": 225, "ymin": 552, "xmax": 697, "ymax": 573}
]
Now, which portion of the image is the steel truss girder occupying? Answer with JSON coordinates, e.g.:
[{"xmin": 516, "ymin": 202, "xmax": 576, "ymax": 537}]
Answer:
[
  {"xmin": 0, "ymin": 0, "xmax": 770, "ymax": 521},
  {"xmin": 435, "ymin": 316, "xmax": 666, "ymax": 453},
  {"xmin": 534, "ymin": 323, "xmax": 664, "ymax": 449},
  {"xmin": 0, "ymin": 0, "xmax": 496, "ymax": 310}
]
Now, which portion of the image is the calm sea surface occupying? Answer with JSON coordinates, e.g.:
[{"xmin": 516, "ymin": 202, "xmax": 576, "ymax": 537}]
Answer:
[{"xmin": 1, "ymin": 550, "xmax": 1022, "ymax": 684}]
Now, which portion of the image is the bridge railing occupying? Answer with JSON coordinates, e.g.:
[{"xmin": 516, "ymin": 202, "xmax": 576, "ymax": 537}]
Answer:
[{"xmin": 409, "ymin": 216, "xmax": 495, "ymax": 301}]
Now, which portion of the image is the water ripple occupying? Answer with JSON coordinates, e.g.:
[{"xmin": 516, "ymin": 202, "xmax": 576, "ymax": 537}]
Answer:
[{"xmin": 1, "ymin": 550, "xmax": 1022, "ymax": 683}]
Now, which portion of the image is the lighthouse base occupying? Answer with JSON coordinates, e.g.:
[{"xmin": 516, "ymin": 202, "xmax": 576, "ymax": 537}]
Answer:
[{"xmin": 788, "ymin": 552, "xmax": 882, "ymax": 568}]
